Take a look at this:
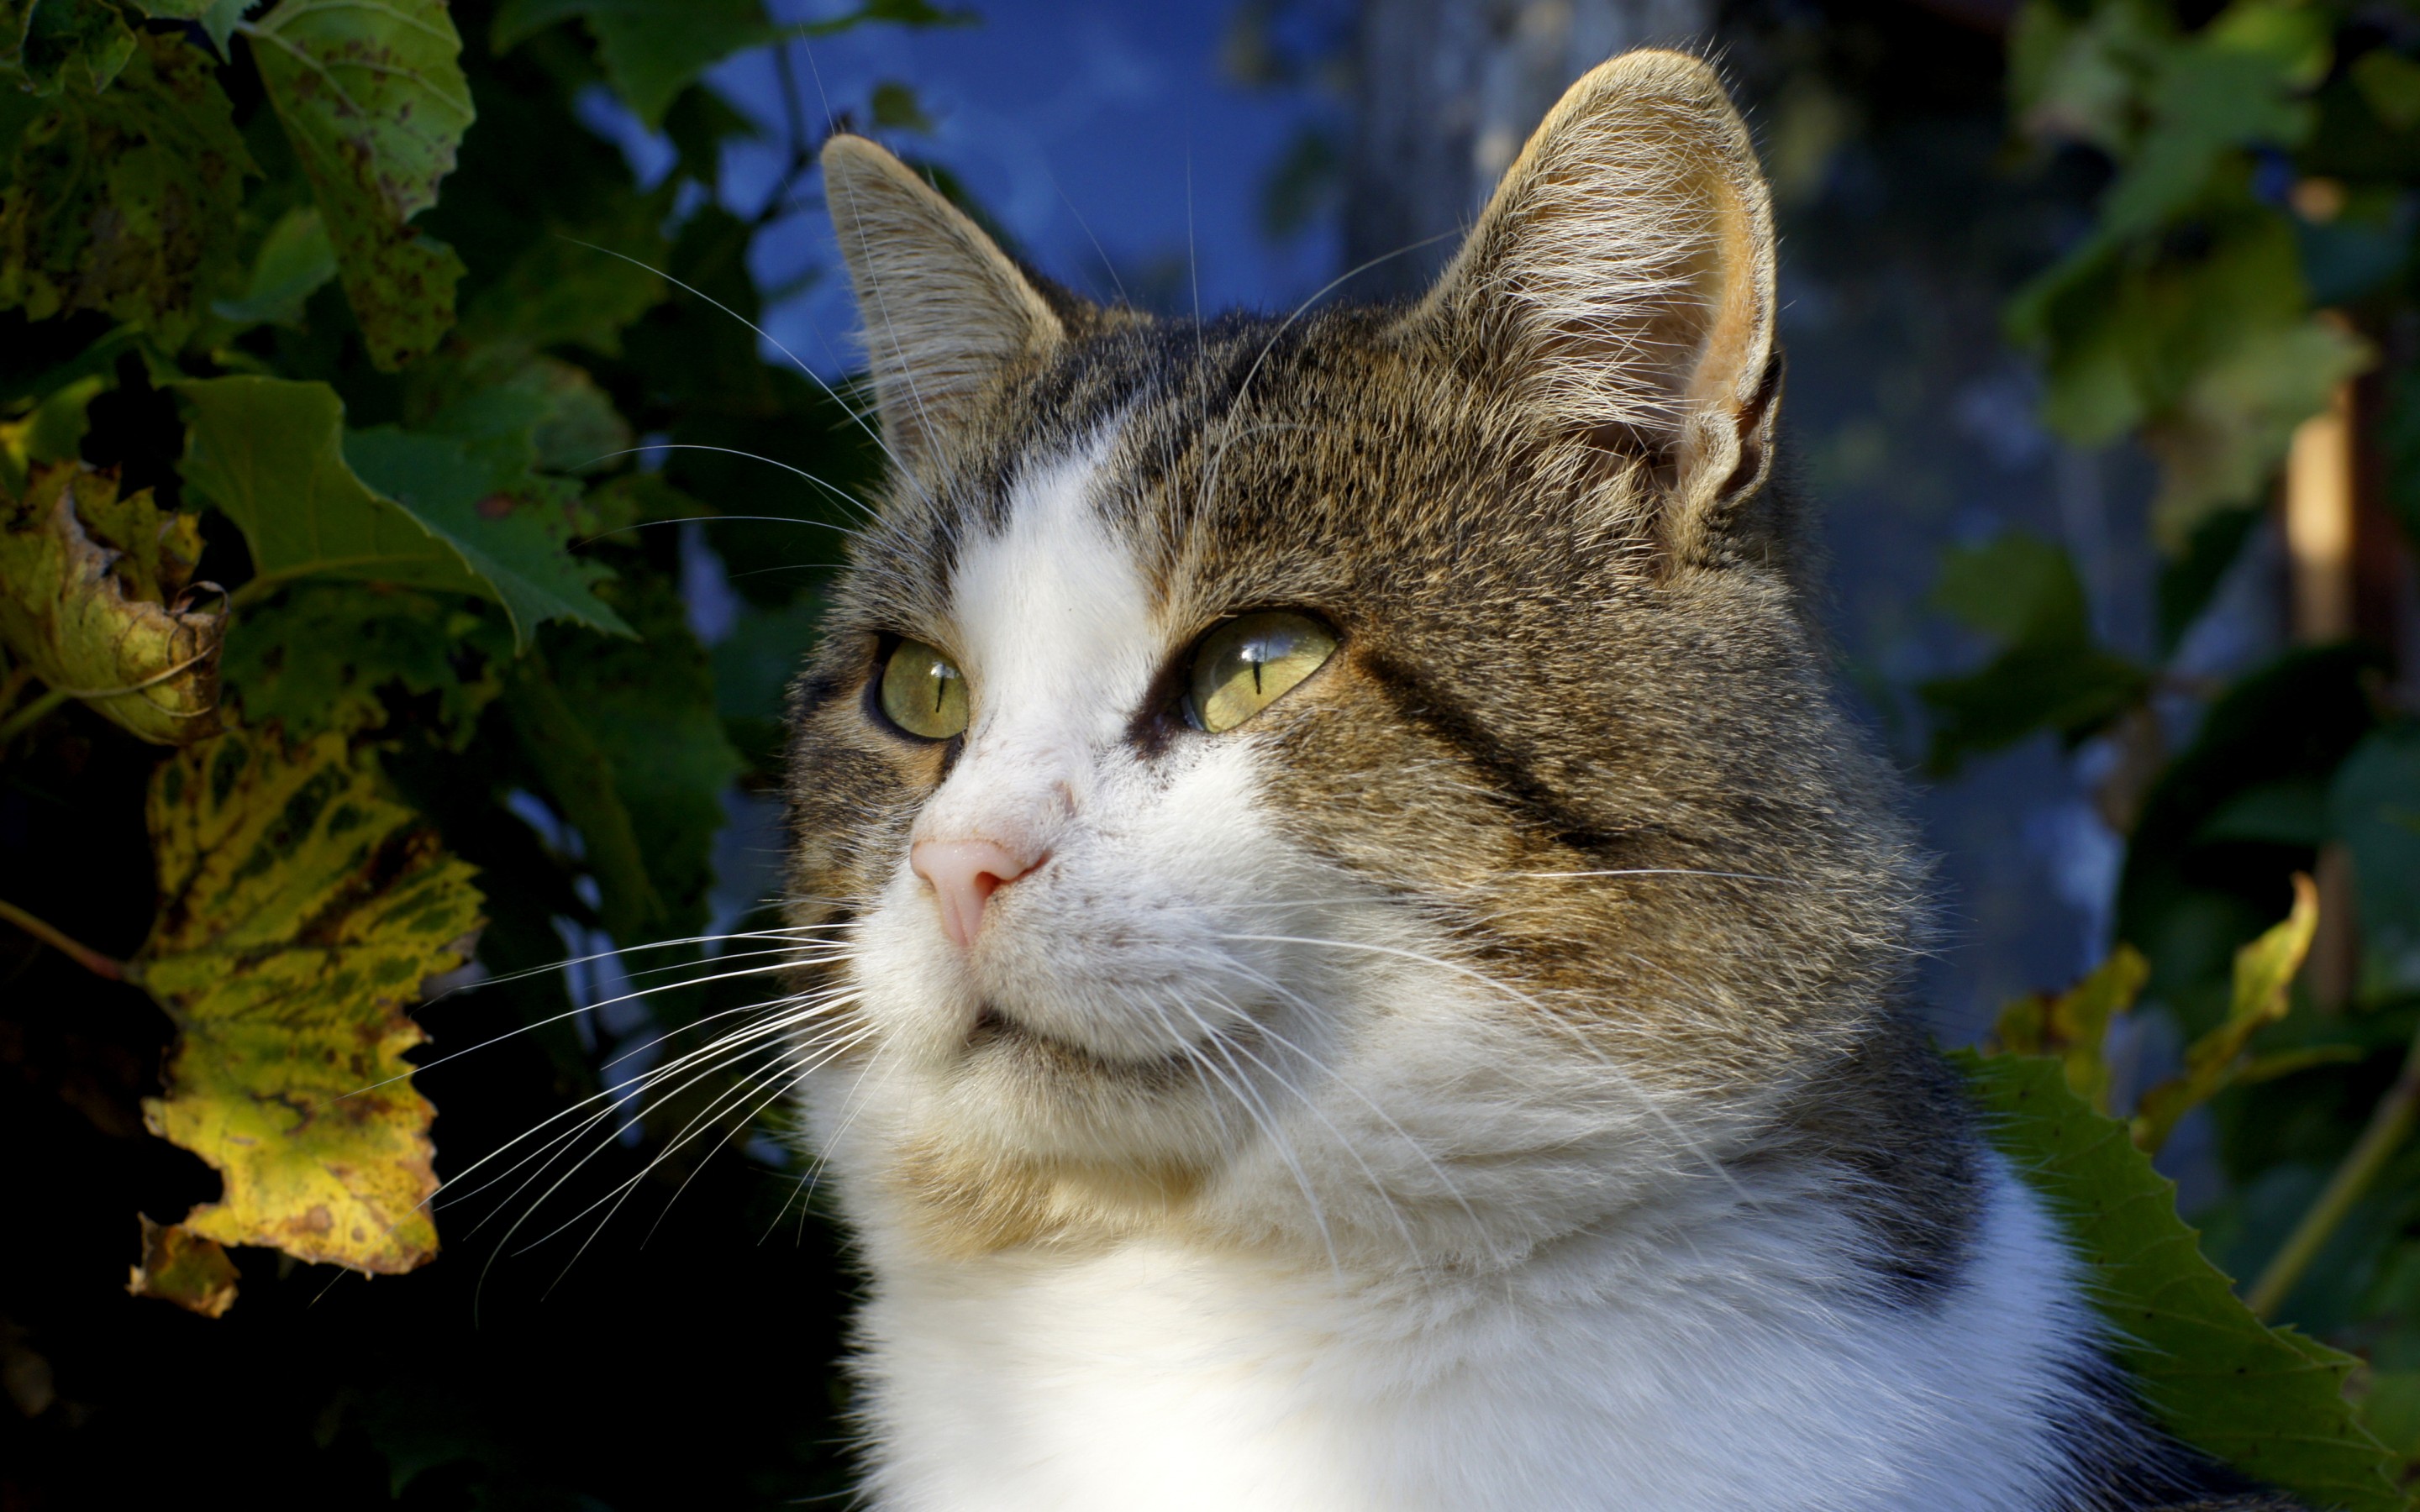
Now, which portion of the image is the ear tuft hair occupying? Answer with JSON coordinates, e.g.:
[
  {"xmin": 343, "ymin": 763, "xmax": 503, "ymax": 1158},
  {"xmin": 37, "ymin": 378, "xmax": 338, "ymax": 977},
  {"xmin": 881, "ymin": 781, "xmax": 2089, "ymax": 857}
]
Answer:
[
  {"xmin": 1416, "ymin": 50, "xmax": 1780, "ymax": 564},
  {"xmin": 820, "ymin": 135, "xmax": 1065, "ymax": 476}
]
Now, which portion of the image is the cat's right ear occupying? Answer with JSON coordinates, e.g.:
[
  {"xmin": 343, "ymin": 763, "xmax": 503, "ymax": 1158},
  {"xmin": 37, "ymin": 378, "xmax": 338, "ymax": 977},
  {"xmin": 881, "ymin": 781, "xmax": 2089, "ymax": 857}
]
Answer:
[
  {"xmin": 1413, "ymin": 50, "xmax": 1780, "ymax": 568},
  {"xmin": 821, "ymin": 135, "xmax": 1065, "ymax": 475}
]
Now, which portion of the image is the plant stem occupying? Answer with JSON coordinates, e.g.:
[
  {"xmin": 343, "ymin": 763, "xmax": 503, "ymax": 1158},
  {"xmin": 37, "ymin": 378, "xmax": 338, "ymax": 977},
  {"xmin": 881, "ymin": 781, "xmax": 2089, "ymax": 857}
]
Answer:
[
  {"xmin": 0, "ymin": 684, "xmax": 70, "ymax": 745},
  {"xmin": 2246, "ymin": 1023, "xmax": 2420, "ymax": 1318},
  {"xmin": 0, "ymin": 896, "xmax": 128, "ymax": 982}
]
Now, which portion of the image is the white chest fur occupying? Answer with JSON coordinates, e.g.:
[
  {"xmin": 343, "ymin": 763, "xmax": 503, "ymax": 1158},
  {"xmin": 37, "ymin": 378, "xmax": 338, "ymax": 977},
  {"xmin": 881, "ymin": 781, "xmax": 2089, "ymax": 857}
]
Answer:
[{"xmin": 850, "ymin": 1157, "xmax": 2099, "ymax": 1512}]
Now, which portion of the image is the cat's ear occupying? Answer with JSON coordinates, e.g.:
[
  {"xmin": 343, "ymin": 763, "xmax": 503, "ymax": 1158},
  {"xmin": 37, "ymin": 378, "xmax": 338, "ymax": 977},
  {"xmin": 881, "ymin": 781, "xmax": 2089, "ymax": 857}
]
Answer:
[
  {"xmin": 821, "ymin": 134, "xmax": 1065, "ymax": 474},
  {"xmin": 1416, "ymin": 50, "xmax": 1779, "ymax": 563}
]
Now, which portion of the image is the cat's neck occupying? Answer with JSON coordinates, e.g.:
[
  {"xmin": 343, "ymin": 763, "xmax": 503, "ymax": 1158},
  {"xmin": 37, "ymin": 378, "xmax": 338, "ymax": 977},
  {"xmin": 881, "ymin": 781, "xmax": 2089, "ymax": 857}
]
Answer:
[{"xmin": 844, "ymin": 1148, "xmax": 2116, "ymax": 1512}]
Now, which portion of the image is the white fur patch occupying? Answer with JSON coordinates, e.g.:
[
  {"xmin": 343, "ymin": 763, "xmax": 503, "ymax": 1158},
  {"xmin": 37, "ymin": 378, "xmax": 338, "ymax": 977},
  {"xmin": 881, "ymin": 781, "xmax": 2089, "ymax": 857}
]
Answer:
[{"xmin": 855, "ymin": 1157, "xmax": 2096, "ymax": 1512}]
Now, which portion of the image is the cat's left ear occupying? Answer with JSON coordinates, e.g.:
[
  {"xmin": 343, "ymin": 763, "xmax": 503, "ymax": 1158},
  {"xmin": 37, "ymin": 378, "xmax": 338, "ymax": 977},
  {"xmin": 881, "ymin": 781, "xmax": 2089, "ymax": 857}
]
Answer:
[
  {"xmin": 1415, "ymin": 50, "xmax": 1779, "ymax": 564},
  {"xmin": 822, "ymin": 134, "xmax": 1066, "ymax": 477}
]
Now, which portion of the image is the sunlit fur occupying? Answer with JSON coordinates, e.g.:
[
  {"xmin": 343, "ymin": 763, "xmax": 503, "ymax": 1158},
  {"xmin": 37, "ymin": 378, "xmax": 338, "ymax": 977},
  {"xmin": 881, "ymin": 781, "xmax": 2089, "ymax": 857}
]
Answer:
[{"xmin": 781, "ymin": 50, "xmax": 2296, "ymax": 1512}]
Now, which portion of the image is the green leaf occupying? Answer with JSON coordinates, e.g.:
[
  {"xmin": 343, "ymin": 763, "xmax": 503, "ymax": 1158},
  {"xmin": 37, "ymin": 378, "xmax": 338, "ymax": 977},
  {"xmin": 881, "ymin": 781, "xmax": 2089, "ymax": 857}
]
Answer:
[
  {"xmin": 6, "ymin": 0, "xmax": 138, "ymax": 95},
  {"xmin": 175, "ymin": 375, "xmax": 624, "ymax": 647},
  {"xmin": 1931, "ymin": 533, "xmax": 2089, "ymax": 643},
  {"xmin": 210, "ymin": 204, "xmax": 338, "ymax": 328},
  {"xmin": 492, "ymin": 0, "xmax": 782, "ymax": 130},
  {"xmin": 504, "ymin": 575, "xmax": 739, "ymax": 946},
  {"xmin": 1958, "ymin": 1049, "xmax": 2408, "ymax": 1512},
  {"xmin": 0, "ymin": 370, "xmax": 103, "ymax": 496},
  {"xmin": 659, "ymin": 77, "xmax": 758, "ymax": 189},
  {"xmin": 0, "ymin": 29, "xmax": 253, "ymax": 345},
  {"xmin": 2008, "ymin": 0, "xmax": 2167, "ymax": 155},
  {"xmin": 802, "ymin": 0, "xmax": 976, "ymax": 38},
  {"xmin": 344, "ymin": 417, "xmax": 633, "ymax": 644},
  {"xmin": 125, "ymin": 0, "xmax": 248, "ymax": 55},
  {"xmin": 2133, "ymin": 873, "xmax": 2319, "ymax": 1153},
  {"xmin": 869, "ymin": 79, "xmax": 933, "ymax": 134},
  {"xmin": 515, "ymin": 357, "xmax": 632, "ymax": 475},
  {"xmin": 2017, "ymin": 203, "xmax": 2368, "ymax": 547},
  {"xmin": 455, "ymin": 228, "xmax": 665, "ymax": 355},
  {"xmin": 132, "ymin": 726, "xmax": 479, "ymax": 1278},
  {"xmin": 1918, "ymin": 538, "xmax": 2150, "ymax": 775},
  {"xmin": 2199, "ymin": 779, "xmax": 2332, "ymax": 847},
  {"xmin": 0, "ymin": 463, "xmax": 226, "ymax": 744},
  {"xmin": 218, "ymin": 580, "xmax": 510, "ymax": 747},
  {"xmin": 2096, "ymin": 3, "xmax": 2325, "ymax": 239},
  {"xmin": 2358, "ymin": 1369, "xmax": 2420, "ymax": 1459},
  {"xmin": 172, "ymin": 375, "xmax": 494, "ymax": 604},
  {"xmin": 2234, "ymin": 1042, "xmax": 2366, "ymax": 1087},
  {"xmin": 2353, "ymin": 50, "xmax": 2420, "ymax": 132},
  {"xmin": 1919, "ymin": 644, "xmax": 2148, "ymax": 772},
  {"xmin": 2144, "ymin": 313, "xmax": 2370, "ymax": 546},
  {"xmin": 489, "ymin": 0, "xmax": 973, "ymax": 130},
  {"xmin": 421, "ymin": 353, "xmax": 637, "ymax": 477},
  {"xmin": 247, "ymin": 0, "xmax": 474, "ymax": 369},
  {"xmin": 712, "ymin": 589, "xmax": 822, "ymax": 772}
]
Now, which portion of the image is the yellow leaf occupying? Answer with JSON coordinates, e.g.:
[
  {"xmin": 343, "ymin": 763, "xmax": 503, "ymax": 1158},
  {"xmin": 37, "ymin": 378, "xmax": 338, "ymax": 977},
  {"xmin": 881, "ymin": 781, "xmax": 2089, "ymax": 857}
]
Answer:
[
  {"xmin": 132, "ymin": 727, "xmax": 481, "ymax": 1277},
  {"xmin": 124, "ymin": 1215, "xmax": 239, "ymax": 1318},
  {"xmin": 1991, "ymin": 944, "xmax": 2149, "ymax": 1113},
  {"xmin": 2134, "ymin": 872, "xmax": 2320, "ymax": 1153},
  {"xmin": 0, "ymin": 462, "xmax": 224, "ymax": 744}
]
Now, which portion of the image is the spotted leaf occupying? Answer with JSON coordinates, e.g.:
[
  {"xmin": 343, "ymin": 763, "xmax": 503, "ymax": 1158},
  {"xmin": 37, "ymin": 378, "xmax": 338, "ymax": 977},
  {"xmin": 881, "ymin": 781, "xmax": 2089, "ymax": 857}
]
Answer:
[{"xmin": 131, "ymin": 727, "xmax": 481, "ymax": 1278}]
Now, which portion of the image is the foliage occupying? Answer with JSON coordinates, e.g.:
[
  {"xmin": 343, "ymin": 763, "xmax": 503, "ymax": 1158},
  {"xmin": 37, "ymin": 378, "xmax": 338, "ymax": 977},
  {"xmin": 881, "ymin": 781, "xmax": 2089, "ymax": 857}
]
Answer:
[
  {"xmin": 1918, "ymin": 532, "xmax": 2150, "ymax": 774},
  {"xmin": 1990, "ymin": 941, "xmax": 2149, "ymax": 1112},
  {"xmin": 246, "ymin": 0, "xmax": 476, "ymax": 370},
  {"xmin": 2129, "ymin": 872, "xmax": 2321, "ymax": 1153},
  {"xmin": 0, "ymin": 0, "xmax": 923, "ymax": 1502},
  {"xmin": 1961, "ymin": 1050, "xmax": 2406, "ymax": 1511},
  {"xmin": 133, "ymin": 727, "xmax": 478, "ymax": 1284},
  {"xmin": 2007, "ymin": 0, "xmax": 2375, "ymax": 545},
  {"xmin": 174, "ymin": 373, "xmax": 618, "ymax": 640},
  {"xmin": 125, "ymin": 1212, "xmax": 240, "ymax": 1317},
  {"xmin": 0, "ymin": 30, "xmax": 250, "ymax": 346},
  {"xmin": 1943, "ymin": 0, "xmax": 2420, "ymax": 1497},
  {"xmin": 0, "ymin": 461, "xmax": 222, "ymax": 743}
]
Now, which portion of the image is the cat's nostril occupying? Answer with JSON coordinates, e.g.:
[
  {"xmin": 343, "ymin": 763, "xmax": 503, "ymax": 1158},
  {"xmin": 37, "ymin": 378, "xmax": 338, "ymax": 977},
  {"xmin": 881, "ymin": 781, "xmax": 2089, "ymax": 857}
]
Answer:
[{"xmin": 910, "ymin": 838, "xmax": 1044, "ymax": 948}]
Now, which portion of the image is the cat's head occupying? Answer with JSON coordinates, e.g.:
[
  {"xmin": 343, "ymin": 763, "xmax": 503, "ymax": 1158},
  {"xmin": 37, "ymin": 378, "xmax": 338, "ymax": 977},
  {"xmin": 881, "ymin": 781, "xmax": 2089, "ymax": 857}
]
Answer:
[{"xmin": 785, "ymin": 51, "xmax": 1924, "ymax": 1265}]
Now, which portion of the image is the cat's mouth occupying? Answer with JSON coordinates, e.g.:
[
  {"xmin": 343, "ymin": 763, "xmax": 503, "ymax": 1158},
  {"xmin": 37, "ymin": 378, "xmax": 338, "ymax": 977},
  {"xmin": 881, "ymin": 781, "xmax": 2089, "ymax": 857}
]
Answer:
[{"xmin": 966, "ymin": 1001, "xmax": 1201, "ymax": 1083}]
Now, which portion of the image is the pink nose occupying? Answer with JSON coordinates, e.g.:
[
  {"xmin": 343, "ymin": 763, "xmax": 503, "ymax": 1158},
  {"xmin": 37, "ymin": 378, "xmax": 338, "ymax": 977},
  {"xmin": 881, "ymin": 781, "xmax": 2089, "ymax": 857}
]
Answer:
[{"xmin": 911, "ymin": 839, "xmax": 1044, "ymax": 948}]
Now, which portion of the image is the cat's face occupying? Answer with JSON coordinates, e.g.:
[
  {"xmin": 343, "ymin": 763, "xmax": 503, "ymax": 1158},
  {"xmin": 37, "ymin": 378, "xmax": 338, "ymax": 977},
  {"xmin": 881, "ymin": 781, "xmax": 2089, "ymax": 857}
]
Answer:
[{"xmin": 785, "ymin": 52, "xmax": 1922, "ymax": 1263}]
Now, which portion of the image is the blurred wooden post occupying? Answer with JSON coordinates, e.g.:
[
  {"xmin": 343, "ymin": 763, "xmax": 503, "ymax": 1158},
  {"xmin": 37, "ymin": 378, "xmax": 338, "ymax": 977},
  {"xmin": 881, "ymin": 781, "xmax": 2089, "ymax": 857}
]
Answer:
[
  {"xmin": 2286, "ymin": 381, "xmax": 2358, "ymax": 643},
  {"xmin": 2286, "ymin": 376, "xmax": 2361, "ymax": 1009},
  {"xmin": 1344, "ymin": 0, "xmax": 1712, "ymax": 300}
]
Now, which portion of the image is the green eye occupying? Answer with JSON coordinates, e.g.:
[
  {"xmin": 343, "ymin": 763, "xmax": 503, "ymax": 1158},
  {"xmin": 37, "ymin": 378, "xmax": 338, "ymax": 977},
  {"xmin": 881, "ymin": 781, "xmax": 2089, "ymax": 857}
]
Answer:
[
  {"xmin": 879, "ymin": 638, "xmax": 971, "ymax": 740},
  {"xmin": 1186, "ymin": 612, "xmax": 1339, "ymax": 733}
]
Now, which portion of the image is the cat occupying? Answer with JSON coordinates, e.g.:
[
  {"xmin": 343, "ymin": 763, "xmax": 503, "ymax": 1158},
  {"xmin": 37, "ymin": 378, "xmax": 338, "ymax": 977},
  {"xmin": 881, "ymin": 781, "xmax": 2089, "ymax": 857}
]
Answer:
[{"xmin": 781, "ymin": 48, "xmax": 2299, "ymax": 1512}]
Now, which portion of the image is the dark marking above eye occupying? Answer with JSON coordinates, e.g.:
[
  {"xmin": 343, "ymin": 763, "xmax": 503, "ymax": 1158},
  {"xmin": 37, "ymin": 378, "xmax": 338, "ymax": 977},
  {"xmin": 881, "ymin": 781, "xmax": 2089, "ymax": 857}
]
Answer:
[{"xmin": 1354, "ymin": 648, "xmax": 1647, "ymax": 863}]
